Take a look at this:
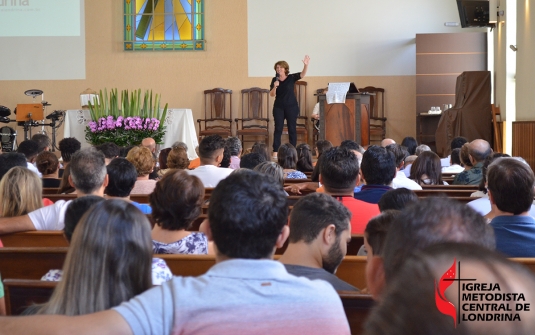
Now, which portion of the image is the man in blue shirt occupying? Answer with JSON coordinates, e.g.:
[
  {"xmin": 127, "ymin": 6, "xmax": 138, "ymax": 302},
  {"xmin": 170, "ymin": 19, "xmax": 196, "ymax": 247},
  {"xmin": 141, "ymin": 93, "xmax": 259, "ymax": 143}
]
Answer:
[
  {"xmin": 489, "ymin": 157, "xmax": 535, "ymax": 257},
  {"xmin": 354, "ymin": 145, "xmax": 396, "ymax": 204},
  {"xmin": 105, "ymin": 158, "xmax": 152, "ymax": 214}
]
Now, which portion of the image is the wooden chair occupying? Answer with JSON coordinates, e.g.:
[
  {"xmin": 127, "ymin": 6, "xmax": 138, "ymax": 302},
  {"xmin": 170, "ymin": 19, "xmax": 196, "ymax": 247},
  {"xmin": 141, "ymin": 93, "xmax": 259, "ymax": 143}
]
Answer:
[
  {"xmin": 421, "ymin": 184, "xmax": 478, "ymax": 191},
  {"xmin": 338, "ymin": 291, "xmax": 375, "ymax": 335},
  {"xmin": 130, "ymin": 193, "xmax": 150, "ymax": 204},
  {"xmin": 3, "ymin": 279, "xmax": 57, "ymax": 315},
  {"xmin": 358, "ymin": 86, "xmax": 387, "ymax": 143},
  {"xmin": 282, "ymin": 81, "xmax": 308, "ymax": 145},
  {"xmin": 197, "ymin": 88, "xmax": 233, "ymax": 141},
  {"xmin": 235, "ymin": 87, "xmax": 270, "ymax": 147},
  {"xmin": 492, "ymin": 104, "xmax": 503, "ymax": 153},
  {"xmin": 42, "ymin": 188, "xmax": 60, "ymax": 195}
]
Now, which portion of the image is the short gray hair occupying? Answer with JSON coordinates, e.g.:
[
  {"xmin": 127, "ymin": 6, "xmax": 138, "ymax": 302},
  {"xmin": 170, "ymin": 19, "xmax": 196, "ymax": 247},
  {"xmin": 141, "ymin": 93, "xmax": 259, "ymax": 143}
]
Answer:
[
  {"xmin": 226, "ymin": 137, "xmax": 242, "ymax": 156},
  {"xmin": 415, "ymin": 144, "xmax": 431, "ymax": 156},
  {"xmin": 70, "ymin": 148, "xmax": 107, "ymax": 194},
  {"xmin": 172, "ymin": 141, "xmax": 188, "ymax": 151}
]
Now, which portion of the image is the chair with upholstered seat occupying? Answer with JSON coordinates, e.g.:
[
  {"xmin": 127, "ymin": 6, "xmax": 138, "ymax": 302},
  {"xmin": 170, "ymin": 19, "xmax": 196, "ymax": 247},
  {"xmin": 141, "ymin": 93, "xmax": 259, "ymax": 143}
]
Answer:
[
  {"xmin": 197, "ymin": 88, "xmax": 233, "ymax": 141},
  {"xmin": 282, "ymin": 81, "xmax": 309, "ymax": 145},
  {"xmin": 358, "ymin": 86, "xmax": 387, "ymax": 144},
  {"xmin": 235, "ymin": 87, "xmax": 270, "ymax": 147}
]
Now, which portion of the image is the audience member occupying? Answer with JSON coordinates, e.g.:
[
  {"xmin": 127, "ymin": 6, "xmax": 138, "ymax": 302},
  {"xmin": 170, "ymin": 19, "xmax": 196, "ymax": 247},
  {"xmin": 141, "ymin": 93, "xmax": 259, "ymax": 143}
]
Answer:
[
  {"xmin": 402, "ymin": 154, "xmax": 418, "ymax": 177},
  {"xmin": 386, "ymin": 144, "xmax": 421, "ymax": 190},
  {"xmin": 367, "ymin": 197, "xmax": 494, "ymax": 300},
  {"xmin": 239, "ymin": 152, "xmax": 266, "ymax": 169},
  {"xmin": 441, "ymin": 147, "xmax": 464, "ymax": 173},
  {"xmin": 0, "ymin": 148, "xmax": 108, "ymax": 234},
  {"xmin": 36, "ymin": 200, "xmax": 155, "ymax": 316},
  {"xmin": 156, "ymin": 148, "xmax": 171, "ymax": 178},
  {"xmin": 380, "ymin": 138, "xmax": 395, "ymax": 147},
  {"xmin": 0, "ymin": 152, "xmax": 27, "ymax": 181},
  {"xmin": 279, "ymin": 193, "xmax": 357, "ymax": 291},
  {"xmin": 320, "ymin": 147, "xmax": 380, "ymax": 233},
  {"xmin": 126, "ymin": 146, "xmax": 157, "ymax": 194},
  {"xmin": 141, "ymin": 137, "xmax": 156, "ymax": 153},
  {"xmin": 187, "ymin": 145, "xmax": 201, "ymax": 169},
  {"xmin": 167, "ymin": 147, "xmax": 189, "ymax": 169},
  {"xmin": 488, "ymin": 158, "xmax": 535, "ymax": 257},
  {"xmin": 453, "ymin": 139, "xmax": 492, "ymax": 185},
  {"xmin": 16, "ymin": 139, "xmax": 41, "ymax": 177},
  {"xmin": 95, "ymin": 142, "xmax": 120, "ymax": 165},
  {"xmin": 253, "ymin": 161, "xmax": 284, "ymax": 187},
  {"xmin": 400, "ymin": 136, "xmax": 417, "ymax": 155},
  {"xmin": 58, "ymin": 137, "xmax": 81, "ymax": 164},
  {"xmin": 40, "ymin": 196, "xmax": 171, "ymax": 287},
  {"xmin": 409, "ymin": 151, "xmax": 445, "ymax": 185},
  {"xmin": 187, "ymin": 135, "xmax": 233, "ymax": 187},
  {"xmin": 226, "ymin": 137, "xmax": 242, "ymax": 169},
  {"xmin": 105, "ymin": 158, "xmax": 152, "ymax": 214},
  {"xmin": 219, "ymin": 145, "xmax": 231, "ymax": 168},
  {"xmin": 251, "ymin": 141, "xmax": 271, "ymax": 162},
  {"xmin": 470, "ymin": 152, "xmax": 510, "ymax": 198},
  {"xmin": 315, "ymin": 139, "xmax": 333, "ymax": 159},
  {"xmin": 359, "ymin": 209, "xmax": 399, "ymax": 260},
  {"xmin": 296, "ymin": 143, "xmax": 313, "ymax": 173},
  {"xmin": 277, "ymin": 143, "xmax": 307, "ymax": 179},
  {"xmin": 171, "ymin": 141, "xmax": 188, "ymax": 150},
  {"xmin": 151, "ymin": 170, "xmax": 211, "ymax": 254},
  {"xmin": 119, "ymin": 145, "xmax": 135, "ymax": 158},
  {"xmin": 440, "ymin": 135, "xmax": 468, "ymax": 167},
  {"xmin": 365, "ymin": 243, "xmax": 535, "ymax": 335},
  {"xmin": 0, "ymin": 167, "xmax": 43, "ymax": 217},
  {"xmin": 377, "ymin": 188, "xmax": 418, "ymax": 212},
  {"xmin": 57, "ymin": 163, "xmax": 75, "ymax": 195},
  {"xmin": 36, "ymin": 151, "xmax": 61, "ymax": 187},
  {"xmin": 414, "ymin": 144, "xmax": 431, "ymax": 156},
  {"xmin": 355, "ymin": 145, "xmax": 396, "ymax": 204},
  {"xmin": 31, "ymin": 134, "xmax": 51, "ymax": 153}
]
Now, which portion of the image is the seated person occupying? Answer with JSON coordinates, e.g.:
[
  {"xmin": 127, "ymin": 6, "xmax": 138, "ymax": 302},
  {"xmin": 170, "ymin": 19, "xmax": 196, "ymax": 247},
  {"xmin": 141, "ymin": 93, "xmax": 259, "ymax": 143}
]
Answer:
[
  {"xmin": 377, "ymin": 188, "xmax": 418, "ymax": 212},
  {"xmin": 279, "ymin": 193, "xmax": 357, "ymax": 291},
  {"xmin": 453, "ymin": 139, "xmax": 491, "ymax": 185},
  {"xmin": 253, "ymin": 161, "xmax": 284, "ymax": 187},
  {"xmin": 187, "ymin": 135, "xmax": 233, "ymax": 187},
  {"xmin": 277, "ymin": 143, "xmax": 307, "ymax": 179},
  {"xmin": 385, "ymin": 144, "xmax": 421, "ymax": 190},
  {"xmin": 37, "ymin": 199, "xmax": 166, "ymax": 316},
  {"xmin": 41, "ymin": 197, "xmax": 171, "ymax": 286},
  {"xmin": 355, "ymin": 145, "xmax": 396, "ymax": 204},
  {"xmin": 296, "ymin": 144, "xmax": 313, "ymax": 173},
  {"xmin": 226, "ymin": 137, "xmax": 242, "ymax": 169},
  {"xmin": 95, "ymin": 142, "xmax": 120, "ymax": 165},
  {"xmin": 441, "ymin": 147, "xmax": 464, "ymax": 173},
  {"xmin": 364, "ymin": 243, "xmax": 535, "ymax": 335},
  {"xmin": 0, "ymin": 152, "xmax": 27, "ymax": 181},
  {"xmin": 151, "ymin": 170, "xmax": 213, "ymax": 254},
  {"xmin": 409, "ymin": 151, "xmax": 446, "ymax": 185},
  {"xmin": 488, "ymin": 158, "xmax": 535, "ymax": 257},
  {"xmin": 126, "ymin": 146, "xmax": 157, "ymax": 194},
  {"xmin": 156, "ymin": 148, "xmax": 171, "ymax": 178},
  {"xmin": 0, "ymin": 167, "xmax": 44, "ymax": 217},
  {"xmin": 251, "ymin": 141, "xmax": 271, "ymax": 162},
  {"xmin": 105, "ymin": 158, "xmax": 152, "ymax": 214},
  {"xmin": 16, "ymin": 139, "xmax": 41, "ymax": 177},
  {"xmin": 36, "ymin": 151, "xmax": 61, "ymax": 188},
  {"xmin": 239, "ymin": 152, "xmax": 266, "ymax": 169}
]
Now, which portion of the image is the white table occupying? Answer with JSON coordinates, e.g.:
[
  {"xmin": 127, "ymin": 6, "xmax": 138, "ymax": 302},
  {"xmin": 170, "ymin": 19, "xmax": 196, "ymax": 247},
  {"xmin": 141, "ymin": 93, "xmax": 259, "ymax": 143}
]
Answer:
[{"xmin": 64, "ymin": 109, "xmax": 199, "ymax": 159}]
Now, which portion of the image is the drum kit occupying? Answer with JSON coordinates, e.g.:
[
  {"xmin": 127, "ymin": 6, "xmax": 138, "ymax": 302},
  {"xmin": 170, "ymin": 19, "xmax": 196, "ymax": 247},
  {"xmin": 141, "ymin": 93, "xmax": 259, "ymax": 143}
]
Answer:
[{"xmin": 0, "ymin": 89, "xmax": 65, "ymax": 152}]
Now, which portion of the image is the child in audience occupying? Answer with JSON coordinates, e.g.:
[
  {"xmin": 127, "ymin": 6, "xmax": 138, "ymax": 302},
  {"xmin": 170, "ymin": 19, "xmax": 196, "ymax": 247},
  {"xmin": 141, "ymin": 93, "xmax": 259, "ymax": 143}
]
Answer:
[
  {"xmin": 151, "ymin": 170, "xmax": 213, "ymax": 254},
  {"xmin": 296, "ymin": 143, "xmax": 314, "ymax": 173},
  {"xmin": 377, "ymin": 188, "xmax": 418, "ymax": 212},
  {"xmin": 0, "ymin": 167, "xmax": 44, "ymax": 217},
  {"xmin": 277, "ymin": 143, "xmax": 307, "ymax": 179},
  {"xmin": 37, "ymin": 199, "xmax": 157, "ymax": 316},
  {"xmin": 361, "ymin": 210, "xmax": 400, "ymax": 296}
]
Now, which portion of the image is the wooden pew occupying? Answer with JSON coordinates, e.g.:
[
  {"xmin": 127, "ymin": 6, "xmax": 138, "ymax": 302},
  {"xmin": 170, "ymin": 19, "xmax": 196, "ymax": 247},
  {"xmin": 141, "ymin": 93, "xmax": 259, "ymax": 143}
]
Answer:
[
  {"xmin": 284, "ymin": 178, "xmax": 312, "ymax": 184},
  {"xmin": 414, "ymin": 189, "xmax": 476, "ymax": 198},
  {"xmin": 3, "ymin": 279, "xmax": 56, "ymax": 315},
  {"xmin": 130, "ymin": 194, "xmax": 150, "ymax": 204},
  {"xmin": 0, "ymin": 248, "xmax": 367, "ymax": 289},
  {"xmin": 347, "ymin": 235, "xmax": 365, "ymax": 256},
  {"xmin": 338, "ymin": 291, "xmax": 375, "ymax": 335},
  {"xmin": 0, "ymin": 247, "xmax": 67, "ymax": 280},
  {"xmin": 1, "ymin": 231, "xmax": 68, "ymax": 248},
  {"xmin": 421, "ymin": 184, "xmax": 478, "ymax": 191},
  {"xmin": 42, "ymin": 188, "xmax": 60, "ymax": 195}
]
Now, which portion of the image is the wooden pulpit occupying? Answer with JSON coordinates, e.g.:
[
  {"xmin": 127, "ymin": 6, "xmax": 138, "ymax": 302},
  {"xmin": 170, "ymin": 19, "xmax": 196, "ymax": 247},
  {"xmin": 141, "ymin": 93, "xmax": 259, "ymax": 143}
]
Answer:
[{"xmin": 318, "ymin": 93, "xmax": 371, "ymax": 146}]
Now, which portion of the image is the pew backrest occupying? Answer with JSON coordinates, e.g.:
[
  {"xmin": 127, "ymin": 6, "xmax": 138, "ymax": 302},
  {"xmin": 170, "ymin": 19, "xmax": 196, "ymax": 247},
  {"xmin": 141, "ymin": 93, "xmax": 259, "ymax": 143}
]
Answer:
[
  {"xmin": 0, "ymin": 247, "xmax": 68, "ymax": 280},
  {"xmin": 1, "ymin": 231, "xmax": 69, "ymax": 248},
  {"xmin": 3, "ymin": 279, "xmax": 56, "ymax": 315},
  {"xmin": 338, "ymin": 291, "xmax": 375, "ymax": 335}
]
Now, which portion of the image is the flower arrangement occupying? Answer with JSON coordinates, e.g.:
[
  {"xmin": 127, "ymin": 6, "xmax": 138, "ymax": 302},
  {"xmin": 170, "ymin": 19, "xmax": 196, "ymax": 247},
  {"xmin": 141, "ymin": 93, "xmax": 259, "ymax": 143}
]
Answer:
[{"xmin": 85, "ymin": 89, "xmax": 168, "ymax": 147}]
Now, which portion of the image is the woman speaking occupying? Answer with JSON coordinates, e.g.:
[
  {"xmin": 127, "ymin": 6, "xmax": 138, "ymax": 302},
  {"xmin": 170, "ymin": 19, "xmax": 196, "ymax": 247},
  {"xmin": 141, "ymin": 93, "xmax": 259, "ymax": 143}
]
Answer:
[{"xmin": 270, "ymin": 55, "xmax": 310, "ymax": 156}]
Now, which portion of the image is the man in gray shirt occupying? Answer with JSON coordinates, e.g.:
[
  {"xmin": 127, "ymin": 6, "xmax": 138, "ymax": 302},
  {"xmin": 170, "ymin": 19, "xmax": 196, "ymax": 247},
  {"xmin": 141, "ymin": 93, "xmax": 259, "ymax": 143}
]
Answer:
[{"xmin": 279, "ymin": 192, "xmax": 358, "ymax": 291}]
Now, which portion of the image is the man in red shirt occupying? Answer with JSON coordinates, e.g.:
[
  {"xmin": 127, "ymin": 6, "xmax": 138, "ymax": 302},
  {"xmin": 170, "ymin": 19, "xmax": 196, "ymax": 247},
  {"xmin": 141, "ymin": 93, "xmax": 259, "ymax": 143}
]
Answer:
[{"xmin": 320, "ymin": 147, "xmax": 380, "ymax": 234}]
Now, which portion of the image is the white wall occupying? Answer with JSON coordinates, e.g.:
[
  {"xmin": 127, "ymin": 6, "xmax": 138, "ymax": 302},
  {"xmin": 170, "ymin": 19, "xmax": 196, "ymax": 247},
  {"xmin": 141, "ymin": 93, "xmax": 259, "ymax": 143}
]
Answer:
[{"xmin": 248, "ymin": 0, "xmax": 485, "ymax": 77}]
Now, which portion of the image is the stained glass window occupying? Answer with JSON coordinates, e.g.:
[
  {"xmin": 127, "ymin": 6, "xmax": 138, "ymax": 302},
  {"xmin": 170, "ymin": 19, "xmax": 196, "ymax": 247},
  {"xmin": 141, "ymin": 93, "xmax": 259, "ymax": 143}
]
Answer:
[{"xmin": 124, "ymin": 0, "xmax": 204, "ymax": 51}]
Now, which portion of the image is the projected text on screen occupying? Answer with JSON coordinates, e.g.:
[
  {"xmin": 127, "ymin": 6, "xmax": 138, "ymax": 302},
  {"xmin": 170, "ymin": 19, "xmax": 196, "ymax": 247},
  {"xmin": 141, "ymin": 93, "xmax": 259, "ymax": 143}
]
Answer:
[{"xmin": 0, "ymin": 0, "xmax": 80, "ymax": 37}]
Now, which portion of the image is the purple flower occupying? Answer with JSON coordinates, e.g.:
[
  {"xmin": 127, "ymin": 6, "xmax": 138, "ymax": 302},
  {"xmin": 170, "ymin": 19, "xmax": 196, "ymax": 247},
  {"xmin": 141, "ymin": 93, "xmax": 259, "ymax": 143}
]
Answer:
[
  {"xmin": 117, "ymin": 116, "xmax": 124, "ymax": 122},
  {"xmin": 116, "ymin": 121, "xmax": 122, "ymax": 127},
  {"xmin": 125, "ymin": 126, "xmax": 130, "ymax": 130},
  {"xmin": 107, "ymin": 115, "xmax": 114, "ymax": 120}
]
